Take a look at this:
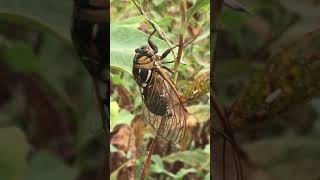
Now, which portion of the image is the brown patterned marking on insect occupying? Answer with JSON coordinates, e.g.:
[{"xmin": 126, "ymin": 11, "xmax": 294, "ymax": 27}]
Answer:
[{"xmin": 132, "ymin": 30, "xmax": 188, "ymax": 144}]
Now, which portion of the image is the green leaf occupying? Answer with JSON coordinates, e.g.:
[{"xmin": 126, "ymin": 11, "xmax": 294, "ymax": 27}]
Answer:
[
  {"xmin": 110, "ymin": 25, "xmax": 175, "ymax": 74},
  {"xmin": 118, "ymin": 110, "xmax": 135, "ymax": 125},
  {"xmin": 0, "ymin": 0, "xmax": 72, "ymax": 44},
  {"xmin": 149, "ymin": 156, "xmax": 200, "ymax": 178},
  {"xmin": 204, "ymin": 173, "xmax": 210, "ymax": 180},
  {"xmin": 175, "ymin": 168, "xmax": 198, "ymax": 179},
  {"xmin": 111, "ymin": 74, "xmax": 123, "ymax": 85},
  {"xmin": 186, "ymin": 0, "xmax": 210, "ymax": 22},
  {"xmin": 2, "ymin": 43, "xmax": 40, "ymax": 73},
  {"xmin": 110, "ymin": 101, "xmax": 120, "ymax": 130},
  {"xmin": 110, "ymin": 144, "xmax": 118, "ymax": 153},
  {"xmin": 26, "ymin": 151, "xmax": 78, "ymax": 180},
  {"xmin": 110, "ymin": 162, "xmax": 127, "ymax": 180},
  {"xmin": 187, "ymin": 103, "xmax": 210, "ymax": 123},
  {"xmin": 152, "ymin": 155, "xmax": 164, "ymax": 169},
  {"xmin": 150, "ymin": 155, "xmax": 175, "ymax": 177},
  {"xmin": 0, "ymin": 127, "xmax": 28, "ymax": 180},
  {"xmin": 163, "ymin": 150, "xmax": 210, "ymax": 171},
  {"xmin": 204, "ymin": 144, "xmax": 210, "ymax": 154},
  {"xmin": 110, "ymin": 101, "xmax": 134, "ymax": 131},
  {"xmin": 114, "ymin": 16, "xmax": 145, "ymax": 28}
]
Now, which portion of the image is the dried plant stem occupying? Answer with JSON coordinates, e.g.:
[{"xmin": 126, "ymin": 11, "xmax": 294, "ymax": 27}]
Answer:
[
  {"xmin": 143, "ymin": 0, "xmax": 147, "ymax": 11},
  {"xmin": 174, "ymin": 35, "xmax": 184, "ymax": 72},
  {"xmin": 173, "ymin": 0, "xmax": 187, "ymax": 82},
  {"xmin": 139, "ymin": 117, "xmax": 165, "ymax": 180}
]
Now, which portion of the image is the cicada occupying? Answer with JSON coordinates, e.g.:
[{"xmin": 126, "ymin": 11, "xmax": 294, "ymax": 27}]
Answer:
[
  {"xmin": 71, "ymin": 0, "xmax": 109, "ymax": 131},
  {"xmin": 132, "ymin": 30, "xmax": 187, "ymax": 144}
]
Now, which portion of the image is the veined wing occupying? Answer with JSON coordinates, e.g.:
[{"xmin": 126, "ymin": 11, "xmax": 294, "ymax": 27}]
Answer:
[{"xmin": 141, "ymin": 70, "xmax": 187, "ymax": 144}]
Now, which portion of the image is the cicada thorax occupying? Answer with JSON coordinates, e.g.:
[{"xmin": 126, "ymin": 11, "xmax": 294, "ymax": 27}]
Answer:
[
  {"xmin": 133, "ymin": 46, "xmax": 170, "ymax": 116},
  {"xmin": 133, "ymin": 44, "xmax": 187, "ymax": 144}
]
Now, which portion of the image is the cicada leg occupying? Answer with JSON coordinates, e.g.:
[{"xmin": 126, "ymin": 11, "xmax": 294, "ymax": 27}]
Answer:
[
  {"xmin": 161, "ymin": 66, "xmax": 175, "ymax": 75},
  {"xmin": 159, "ymin": 44, "xmax": 180, "ymax": 60},
  {"xmin": 148, "ymin": 29, "xmax": 158, "ymax": 53},
  {"xmin": 162, "ymin": 60, "xmax": 174, "ymax": 64}
]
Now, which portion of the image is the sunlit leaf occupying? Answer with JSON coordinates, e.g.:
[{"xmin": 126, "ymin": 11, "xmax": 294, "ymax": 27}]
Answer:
[
  {"xmin": 110, "ymin": 101, "xmax": 134, "ymax": 131},
  {"xmin": 110, "ymin": 101, "xmax": 120, "ymax": 130},
  {"xmin": 110, "ymin": 25, "xmax": 175, "ymax": 74},
  {"xmin": 175, "ymin": 168, "xmax": 198, "ymax": 179},
  {"xmin": 186, "ymin": 0, "xmax": 210, "ymax": 23},
  {"xmin": 113, "ymin": 16, "xmax": 145, "ymax": 28},
  {"xmin": 150, "ymin": 155, "xmax": 175, "ymax": 177},
  {"xmin": 118, "ymin": 110, "xmax": 135, "ymax": 125},
  {"xmin": 110, "ymin": 162, "xmax": 128, "ymax": 180},
  {"xmin": 163, "ymin": 149, "xmax": 210, "ymax": 171}
]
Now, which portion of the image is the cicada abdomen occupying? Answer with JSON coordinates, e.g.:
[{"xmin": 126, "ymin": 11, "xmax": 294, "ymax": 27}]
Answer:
[{"xmin": 132, "ymin": 31, "xmax": 187, "ymax": 144}]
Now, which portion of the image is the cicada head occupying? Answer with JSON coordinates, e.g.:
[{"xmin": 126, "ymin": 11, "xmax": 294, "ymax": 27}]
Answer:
[{"xmin": 133, "ymin": 46, "xmax": 155, "ymax": 64}]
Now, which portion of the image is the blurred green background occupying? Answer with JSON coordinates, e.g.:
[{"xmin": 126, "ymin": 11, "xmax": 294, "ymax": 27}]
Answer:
[
  {"xmin": 0, "ymin": 1, "xmax": 106, "ymax": 180},
  {"xmin": 215, "ymin": 0, "xmax": 320, "ymax": 179}
]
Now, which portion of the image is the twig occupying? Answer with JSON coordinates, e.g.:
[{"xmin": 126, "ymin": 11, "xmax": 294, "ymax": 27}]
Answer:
[
  {"xmin": 139, "ymin": 117, "xmax": 165, "ymax": 179},
  {"xmin": 174, "ymin": 0, "xmax": 186, "ymax": 71},
  {"xmin": 143, "ymin": 0, "xmax": 147, "ymax": 12},
  {"xmin": 132, "ymin": 0, "xmax": 174, "ymax": 47}
]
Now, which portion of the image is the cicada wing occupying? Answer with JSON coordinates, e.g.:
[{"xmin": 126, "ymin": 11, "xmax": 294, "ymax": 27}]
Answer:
[{"xmin": 142, "ymin": 71, "xmax": 187, "ymax": 144}]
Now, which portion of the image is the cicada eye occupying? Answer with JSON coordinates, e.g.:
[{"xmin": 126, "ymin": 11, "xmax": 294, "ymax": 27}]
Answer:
[
  {"xmin": 135, "ymin": 48, "xmax": 140, "ymax": 53},
  {"xmin": 147, "ymin": 51, "xmax": 154, "ymax": 57}
]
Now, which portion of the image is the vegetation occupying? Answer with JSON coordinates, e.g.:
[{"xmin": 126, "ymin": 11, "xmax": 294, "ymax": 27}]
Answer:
[
  {"xmin": 0, "ymin": 1, "xmax": 107, "ymax": 180},
  {"xmin": 110, "ymin": 0, "xmax": 210, "ymax": 179},
  {"xmin": 213, "ymin": 0, "xmax": 320, "ymax": 179}
]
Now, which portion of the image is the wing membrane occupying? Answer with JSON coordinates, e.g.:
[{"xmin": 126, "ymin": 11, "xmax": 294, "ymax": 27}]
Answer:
[{"xmin": 141, "ymin": 70, "xmax": 187, "ymax": 144}]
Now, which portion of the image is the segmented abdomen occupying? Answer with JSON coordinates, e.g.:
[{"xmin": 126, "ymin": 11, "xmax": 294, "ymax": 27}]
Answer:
[{"xmin": 133, "ymin": 68, "xmax": 170, "ymax": 117}]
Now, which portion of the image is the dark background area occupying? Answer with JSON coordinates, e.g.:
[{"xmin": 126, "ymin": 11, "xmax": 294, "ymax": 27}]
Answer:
[{"xmin": 0, "ymin": 1, "xmax": 106, "ymax": 180}]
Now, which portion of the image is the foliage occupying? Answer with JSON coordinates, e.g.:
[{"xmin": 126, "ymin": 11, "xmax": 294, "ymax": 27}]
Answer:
[
  {"xmin": 214, "ymin": 0, "xmax": 320, "ymax": 179},
  {"xmin": 110, "ymin": 0, "xmax": 210, "ymax": 179},
  {"xmin": 0, "ymin": 0, "xmax": 106, "ymax": 180}
]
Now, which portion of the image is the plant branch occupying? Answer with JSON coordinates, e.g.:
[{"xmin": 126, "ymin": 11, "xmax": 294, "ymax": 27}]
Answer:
[
  {"xmin": 139, "ymin": 117, "xmax": 165, "ymax": 179},
  {"xmin": 132, "ymin": 0, "xmax": 174, "ymax": 47}
]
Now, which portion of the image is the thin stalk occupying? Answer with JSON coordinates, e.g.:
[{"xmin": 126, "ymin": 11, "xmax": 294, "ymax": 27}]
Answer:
[{"xmin": 139, "ymin": 117, "xmax": 165, "ymax": 179}]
